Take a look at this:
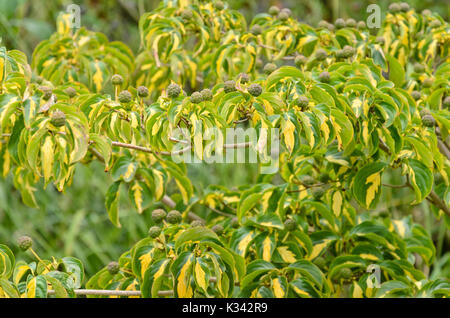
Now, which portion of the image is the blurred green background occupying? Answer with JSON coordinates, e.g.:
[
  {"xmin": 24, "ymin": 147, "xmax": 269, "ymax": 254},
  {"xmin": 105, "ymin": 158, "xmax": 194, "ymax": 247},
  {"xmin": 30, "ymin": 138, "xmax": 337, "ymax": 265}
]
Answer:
[
  {"xmin": 0, "ymin": 0, "xmax": 448, "ymax": 58},
  {"xmin": 0, "ymin": 0, "xmax": 449, "ymax": 279}
]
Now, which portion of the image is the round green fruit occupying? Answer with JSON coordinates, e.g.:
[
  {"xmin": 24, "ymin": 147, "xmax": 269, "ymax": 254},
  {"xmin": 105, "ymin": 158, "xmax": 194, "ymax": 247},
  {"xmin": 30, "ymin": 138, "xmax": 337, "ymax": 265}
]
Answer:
[
  {"xmin": 224, "ymin": 80, "xmax": 236, "ymax": 93},
  {"xmin": 151, "ymin": 209, "xmax": 166, "ymax": 223},
  {"xmin": 343, "ymin": 45, "xmax": 355, "ymax": 58},
  {"xmin": 65, "ymin": 87, "xmax": 77, "ymax": 98},
  {"xmin": 111, "ymin": 74, "xmax": 123, "ymax": 85},
  {"xmin": 181, "ymin": 9, "xmax": 193, "ymax": 20},
  {"xmin": 297, "ymin": 96, "xmax": 309, "ymax": 108},
  {"xmin": 411, "ymin": 90, "xmax": 421, "ymax": 101},
  {"xmin": 295, "ymin": 55, "xmax": 307, "ymax": 67},
  {"xmin": 148, "ymin": 226, "xmax": 161, "ymax": 238},
  {"xmin": 268, "ymin": 6, "xmax": 280, "ymax": 16},
  {"xmin": 17, "ymin": 235, "xmax": 33, "ymax": 251},
  {"xmin": 167, "ymin": 210, "xmax": 182, "ymax": 224},
  {"xmin": 357, "ymin": 21, "xmax": 366, "ymax": 30},
  {"xmin": 339, "ymin": 267, "xmax": 352, "ymax": 280},
  {"xmin": 277, "ymin": 11, "xmax": 289, "ymax": 21},
  {"xmin": 313, "ymin": 256, "xmax": 326, "ymax": 269},
  {"xmin": 388, "ymin": 3, "xmax": 401, "ymax": 13},
  {"xmin": 191, "ymin": 220, "xmax": 205, "ymax": 227},
  {"xmin": 167, "ymin": 83, "xmax": 181, "ymax": 98},
  {"xmin": 248, "ymin": 84, "xmax": 262, "ymax": 97},
  {"xmin": 318, "ymin": 71, "xmax": 330, "ymax": 83},
  {"xmin": 238, "ymin": 73, "xmax": 250, "ymax": 84},
  {"xmin": 318, "ymin": 20, "xmax": 329, "ymax": 29},
  {"xmin": 301, "ymin": 175, "xmax": 315, "ymax": 186},
  {"xmin": 118, "ymin": 90, "xmax": 132, "ymax": 103},
  {"xmin": 312, "ymin": 187, "xmax": 326, "ymax": 200},
  {"xmin": 190, "ymin": 92, "xmax": 203, "ymax": 104},
  {"xmin": 50, "ymin": 110, "xmax": 66, "ymax": 127},
  {"xmin": 201, "ymin": 88, "xmax": 213, "ymax": 101},
  {"xmin": 413, "ymin": 63, "xmax": 425, "ymax": 73},
  {"xmin": 211, "ymin": 224, "xmax": 224, "ymax": 236},
  {"xmin": 263, "ymin": 63, "xmax": 277, "ymax": 75},
  {"xmin": 284, "ymin": 218, "xmax": 297, "ymax": 231},
  {"xmin": 422, "ymin": 78, "xmax": 433, "ymax": 88},
  {"xmin": 250, "ymin": 24, "xmax": 262, "ymax": 35},
  {"xmin": 40, "ymin": 86, "xmax": 52, "ymax": 100},
  {"xmin": 430, "ymin": 20, "xmax": 442, "ymax": 28},
  {"xmin": 334, "ymin": 18, "xmax": 346, "ymax": 29},
  {"xmin": 345, "ymin": 18, "xmax": 356, "ymax": 28},
  {"xmin": 107, "ymin": 261, "xmax": 120, "ymax": 275},
  {"xmin": 400, "ymin": 2, "xmax": 410, "ymax": 12},
  {"xmin": 315, "ymin": 49, "xmax": 328, "ymax": 61},
  {"xmin": 137, "ymin": 86, "xmax": 149, "ymax": 98},
  {"xmin": 422, "ymin": 114, "xmax": 436, "ymax": 127}
]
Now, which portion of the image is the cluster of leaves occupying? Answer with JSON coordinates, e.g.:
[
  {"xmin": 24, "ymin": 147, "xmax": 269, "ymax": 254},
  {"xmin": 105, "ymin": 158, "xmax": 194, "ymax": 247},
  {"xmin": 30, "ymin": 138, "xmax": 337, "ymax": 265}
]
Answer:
[{"xmin": 0, "ymin": 0, "xmax": 449, "ymax": 297}]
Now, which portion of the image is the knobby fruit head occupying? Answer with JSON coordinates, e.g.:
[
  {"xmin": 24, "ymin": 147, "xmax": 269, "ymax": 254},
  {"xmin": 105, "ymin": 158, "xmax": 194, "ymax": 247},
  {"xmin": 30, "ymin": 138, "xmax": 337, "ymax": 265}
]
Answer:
[
  {"xmin": 312, "ymin": 187, "xmax": 326, "ymax": 200},
  {"xmin": 295, "ymin": 55, "xmax": 307, "ymax": 67},
  {"xmin": 268, "ymin": 6, "xmax": 280, "ymax": 16},
  {"xmin": 250, "ymin": 24, "xmax": 262, "ymax": 35},
  {"xmin": 315, "ymin": 49, "xmax": 328, "ymax": 61},
  {"xmin": 200, "ymin": 88, "xmax": 213, "ymax": 101},
  {"xmin": 334, "ymin": 18, "xmax": 346, "ymax": 29},
  {"xmin": 248, "ymin": 83, "xmax": 262, "ymax": 97},
  {"xmin": 346, "ymin": 18, "xmax": 356, "ymax": 28},
  {"xmin": 212, "ymin": 224, "xmax": 224, "ymax": 236},
  {"xmin": 389, "ymin": 3, "xmax": 401, "ymax": 13},
  {"xmin": 422, "ymin": 114, "xmax": 436, "ymax": 127},
  {"xmin": 137, "ymin": 86, "xmax": 149, "ymax": 98},
  {"xmin": 319, "ymin": 71, "xmax": 330, "ymax": 83},
  {"xmin": 65, "ymin": 87, "xmax": 77, "ymax": 98},
  {"xmin": 238, "ymin": 73, "xmax": 250, "ymax": 84},
  {"xmin": 151, "ymin": 209, "xmax": 166, "ymax": 224},
  {"xmin": 263, "ymin": 63, "xmax": 277, "ymax": 75},
  {"xmin": 181, "ymin": 9, "xmax": 193, "ymax": 20},
  {"xmin": 107, "ymin": 261, "xmax": 120, "ymax": 275},
  {"xmin": 167, "ymin": 210, "xmax": 182, "ymax": 224},
  {"xmin": 296, "ymin": 96, "xmax": 309, "ymax": 108},
  {"xmin": 148, "ymin": 226, "xmax": 162, "ymax": 238},
  {"xmin": 118, "ymin": 90, "xmax": 132, "ymax": 103},
  {"xmin": 167, "ymin": 83, "xmax": 181, "ymax": 98},
  {"xmin": 223, "ymin": 80, "xmax": 236, "ymax": 93},
  {"xmin": 190, "ymin": 92, "xmax": 203, "ymax": 104},
  {"xmin": 284, "ymin": 218, "xmax": 297, "ymax": 231},
  {"xmin": 40, "ymin": 86, "xmax": 52, "ymax": 100},
  {"xmin": 50, "ymin": 110, "xmax": 66, "ymax": 127},
  {"xmin": 191, "ymin": 220, "xmax": 205, "ymax": 227},
  {"xmin": 411, "ymin": 90, "xmax": 421, "ymax": 101},
  {"xmin": 111, "ymin": 74, "xmax": 123, "ymax": 85},
  {"xmin": 17, "ymin": 235, "xmax": 33, "ymax": 251}
]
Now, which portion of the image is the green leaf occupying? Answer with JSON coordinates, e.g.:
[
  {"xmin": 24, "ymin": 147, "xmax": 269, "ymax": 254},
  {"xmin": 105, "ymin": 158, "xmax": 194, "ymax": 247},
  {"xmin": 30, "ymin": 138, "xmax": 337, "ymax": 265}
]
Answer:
[
  {"xmin": 405, "ymin": 159, "xmax": 433, "ymax": 203},
  {"xmin": 105, "ymin": 181, "xmax": 121, "ymax": 227},
  {"xmin": 386, "ymin": 55, "xmax": 404, "ymax": 87},
  {"xmin": 352, "ymin": 162, "xmax": 387, "ymax": 209},
  {"xmin": 174, "ymin": 227, "xmax": 219, "ymax": 250}
]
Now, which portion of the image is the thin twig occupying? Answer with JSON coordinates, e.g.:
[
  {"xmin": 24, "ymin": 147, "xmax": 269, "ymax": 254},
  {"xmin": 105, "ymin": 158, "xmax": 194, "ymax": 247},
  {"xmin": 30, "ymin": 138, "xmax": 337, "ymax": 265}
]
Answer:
[{"xmin": 427, "ymin": 190, "xmax": 450, "ymax": 217}]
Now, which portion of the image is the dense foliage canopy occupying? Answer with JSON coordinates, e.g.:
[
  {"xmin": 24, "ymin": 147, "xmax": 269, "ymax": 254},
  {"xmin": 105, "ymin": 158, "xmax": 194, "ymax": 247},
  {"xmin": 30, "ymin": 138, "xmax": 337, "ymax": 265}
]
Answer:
[{"xmin": 0, "ymin": 0, "xmax": 449, "ymax": 298}]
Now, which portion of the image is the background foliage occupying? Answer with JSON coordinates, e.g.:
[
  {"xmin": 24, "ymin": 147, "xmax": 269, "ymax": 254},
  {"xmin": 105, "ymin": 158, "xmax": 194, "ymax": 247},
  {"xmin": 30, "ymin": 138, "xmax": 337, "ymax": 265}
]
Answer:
[{"xmin": 0, "ymin": 0, "xmax": 449, "ymax": 298}]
